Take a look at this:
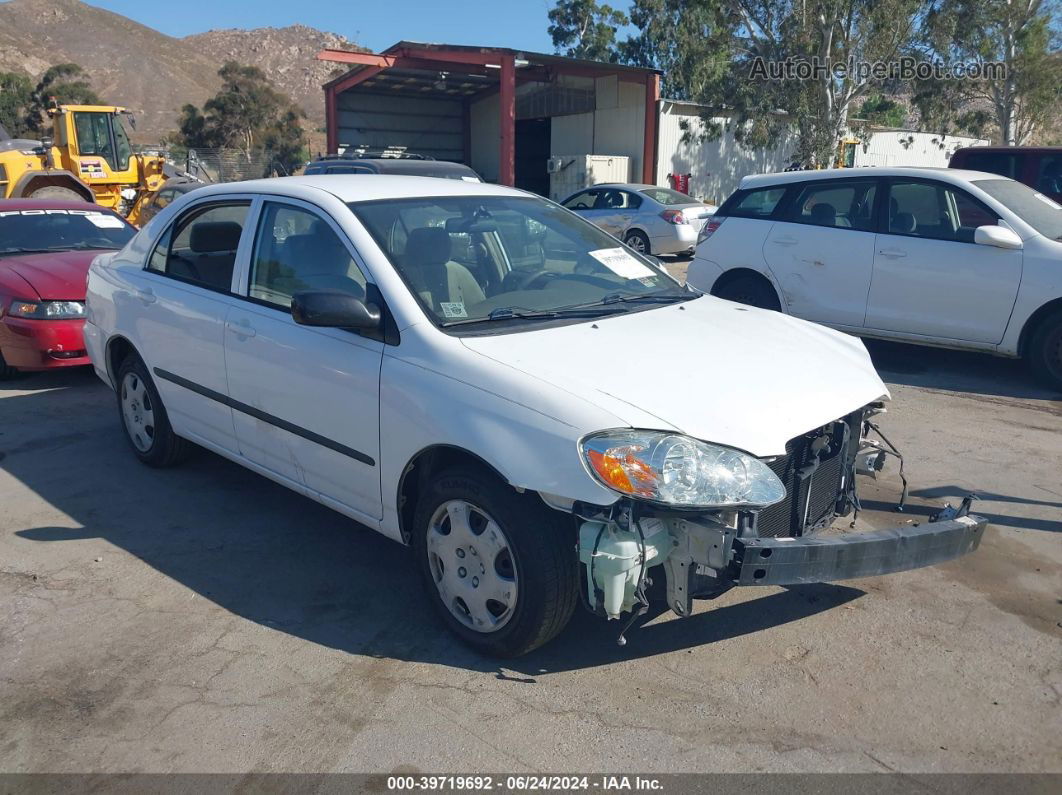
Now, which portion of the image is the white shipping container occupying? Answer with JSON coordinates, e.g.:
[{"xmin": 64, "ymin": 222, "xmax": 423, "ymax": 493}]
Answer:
[{"xmin": 548, "ymin": 155, "xmax": 631, "ymax": 202}]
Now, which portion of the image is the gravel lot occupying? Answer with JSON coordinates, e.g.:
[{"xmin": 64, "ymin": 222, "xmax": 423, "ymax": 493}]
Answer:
[{"xmin": 1, "ymin": 293, "xmax": 1060, "ymax": 774}]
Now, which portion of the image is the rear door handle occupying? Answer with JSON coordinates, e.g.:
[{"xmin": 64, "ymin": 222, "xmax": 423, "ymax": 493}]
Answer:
[
  {"xmin": 878, "ymin": 248, "xmax": 908, "ymax": 259},
  {"xmin": 134, "ymin": 288, "xmax": 156, "ymax": 305},
  {"xmin": 226, "ymin": 320, "xmax": 256, "ymax": 338}
]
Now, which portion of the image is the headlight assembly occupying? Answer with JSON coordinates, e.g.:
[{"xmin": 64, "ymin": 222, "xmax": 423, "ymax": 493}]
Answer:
[
  {"xmin": 9, "ymin": 300, "xmax": 86, "ymax": 319},
  {"xmin": 581, "ymin": 430, "xmax": 786, "ymax": 509}
]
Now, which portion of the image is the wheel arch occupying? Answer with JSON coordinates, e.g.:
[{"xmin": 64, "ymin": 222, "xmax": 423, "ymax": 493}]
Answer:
[
  {"xmin": 712, "ymin": 267, "xmax": 780, "ymax": 297},
  {"xmin": 1018, "ymin": 297, "xmax": 1062, "ymax": 357},
  {"xmin": 105, "ymin": 334, "xmax": 141, "ymax": 388},
  {"xmin": 11, "ymin": 170, "xmax": 95, "ymax": 203},
  {"xmin": 396, "ymin": 444, "xmax": 516, "ymax": 544}
]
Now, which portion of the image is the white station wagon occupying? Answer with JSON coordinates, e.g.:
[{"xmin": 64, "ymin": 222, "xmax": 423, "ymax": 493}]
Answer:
[
  {"xmin": 84, "ymin": 176, "xmax": 985, "ymax": 656},
  {"xmin": 688, "ymin": 167, "xmax": 1062, "ymax": 388}
]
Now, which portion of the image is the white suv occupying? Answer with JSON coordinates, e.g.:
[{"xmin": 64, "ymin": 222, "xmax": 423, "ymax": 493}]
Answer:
[
  {"xmin": 84, "ymin": 176, "xmax": 986, "ymax": 656},
  {"xmin": 687, "ymin": 168, "xmax": 1062, "ymax": 388}
]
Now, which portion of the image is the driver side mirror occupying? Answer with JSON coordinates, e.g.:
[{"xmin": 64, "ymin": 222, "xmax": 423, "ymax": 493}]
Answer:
[
  {"xmin": 291, "ymin": 291, "xmax": 381, "ymax": 331},
  {"xmin": 974, "ymin": 225, "xmax": 1022, "ymax": 250}
]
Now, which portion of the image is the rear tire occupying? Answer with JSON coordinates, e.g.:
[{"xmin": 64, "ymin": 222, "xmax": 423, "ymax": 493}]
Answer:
[
  {"xmin": 27, "ymin": 185, "xmax": 85, "ymax": 202},
  {"xmin": 624, "ymin": 230, "xmax": 650, "ymax": 255},
  {"xmin": 712, "ymin": 272, "xmax": 781, "ymax": 311},
  {"xmin": 116, "ymin": 355, "xmax": 193, "ymax": 467},
  {"xmin": 412, "ymin": 467, "xmax": 578, "ymax": 657},
  {"xmin": 1026, "ymin": 309, "xmax": 1062, "ymax": 390}
]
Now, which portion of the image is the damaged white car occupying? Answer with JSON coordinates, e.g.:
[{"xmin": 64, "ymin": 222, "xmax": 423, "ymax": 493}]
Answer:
[{"xmin": 84, "ymin": 176, "xmax": 987, "ymax": 657}]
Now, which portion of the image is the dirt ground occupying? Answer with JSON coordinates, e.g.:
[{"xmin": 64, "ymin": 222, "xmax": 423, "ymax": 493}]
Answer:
[{"xmin": 1, "ymin": 319, "xmax": 1060, "ymax": 773}]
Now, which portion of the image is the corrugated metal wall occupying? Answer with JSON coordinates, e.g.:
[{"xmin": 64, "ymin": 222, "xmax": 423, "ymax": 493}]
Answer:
[
  {"xmin": 656, "ymin": 103, "xmax": 797, "ymax": 204},
  {"xmin": 855, "ymin": 131, "xmax": 989, "ymax": 168},
  {"xmin": 549, "ymin": 77, "xmax": 645, "ymax": 180},
  {"xmin": 336, "ymin": 91, "xmax": 464, "ymax": 161}
]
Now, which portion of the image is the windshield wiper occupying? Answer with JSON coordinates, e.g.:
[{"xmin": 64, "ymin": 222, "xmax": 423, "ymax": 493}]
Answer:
[
  {"xmin": 0, "ymin": 247, "xmax": 56, "ymax": 256},
  {"xmin": 441, "ymin": 305, "xmax": 624, "ymax": 327},
  {"xmin": 598, "ymin": 290, "xmax": 695, "ymax": 305}
]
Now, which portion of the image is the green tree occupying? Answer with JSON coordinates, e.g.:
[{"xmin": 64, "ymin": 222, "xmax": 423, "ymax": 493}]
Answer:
[
  {"xmin": 856, "ymin": 93, "xmax": 908, "ymax": 127},
  {"xmin": 25, "ymin": 63, "xmax": 101, "ymax": 134},
  {"xmin": 609, "ymin": 1, "xmax": 922, "ymax": 166},
  {"xmin": 0, "ymin": 71, "xmax": 33, "ymax": 137},
  {"xmin": 548, "ymin": 0, "xmax": 630, "ymax": 62},
  {"xmin": 917, "ymin": 0, "xmax": 1062, "ymax": 144},
  {"xmin": 170, "ymin": 62, "xmax": 307, "ymax": 176}
]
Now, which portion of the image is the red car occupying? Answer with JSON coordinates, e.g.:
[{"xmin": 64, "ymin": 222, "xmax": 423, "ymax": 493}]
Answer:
[{"xmin": 0, "ymin": 199, "xmax": 136, "ymax": 378}]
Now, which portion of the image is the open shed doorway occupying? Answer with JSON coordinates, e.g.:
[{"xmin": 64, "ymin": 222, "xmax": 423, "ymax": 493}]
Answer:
[{"xmin": 515, "ymin": 118, "xmax": 551, "ymax": 196}]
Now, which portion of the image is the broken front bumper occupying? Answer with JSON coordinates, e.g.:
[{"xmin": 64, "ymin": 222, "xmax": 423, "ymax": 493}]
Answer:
[{"xmin": 730, "ymin": 514, "xmax": 987, "ymax": 586}]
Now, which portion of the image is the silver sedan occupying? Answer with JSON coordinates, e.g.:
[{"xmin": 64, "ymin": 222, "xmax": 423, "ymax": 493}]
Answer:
[{"xmin": 559, "ymin": 183, "xmax": 717, "ymax": 256}]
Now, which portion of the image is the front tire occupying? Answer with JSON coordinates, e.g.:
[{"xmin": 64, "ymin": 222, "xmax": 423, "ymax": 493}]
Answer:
[
  {"xmin": 27, "ymin": 185, "xmax": 85, "ymax": 202},
  {"xmin": 412, "ymin": 467, "xmax": 578, "ymax": 657},
  {"xmin": 1027, "ymin": 309, "xmax": 1062, "ymax": 390},
  {"xmin": 116, "ymin": 355, "xmax": 192, "ymax": 467}
]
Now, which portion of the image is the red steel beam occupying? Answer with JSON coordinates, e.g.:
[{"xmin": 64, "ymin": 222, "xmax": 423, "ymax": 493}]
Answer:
[
  {"xmin": 642, "ymin": 73, "xmax": 660, "ymax": 184},
  {"xmin": 499, "ymin": 55, "xmax": 516, "ymax": 186},
  {"xmin": 318, "ymin": 49, "xmax": 398, "ymax": 67},
  {"xmin": 326, "ymin": 84, "xmax": 337, "ymax": 154}
]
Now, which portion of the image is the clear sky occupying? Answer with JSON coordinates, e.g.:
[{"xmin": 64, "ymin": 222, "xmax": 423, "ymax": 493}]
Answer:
[{"xmin": 88, "ymin": 0, "xmax": 562, "ymax": 53}]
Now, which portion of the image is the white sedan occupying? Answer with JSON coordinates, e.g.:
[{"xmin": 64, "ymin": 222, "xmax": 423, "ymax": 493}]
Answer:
[
  {"xmin": 688, "ymin": 167, "xmax": 1062, "ymax": 388},
  {"xmin": 84, "ymin": 176, "xmax": 986, "ymax": 656}
]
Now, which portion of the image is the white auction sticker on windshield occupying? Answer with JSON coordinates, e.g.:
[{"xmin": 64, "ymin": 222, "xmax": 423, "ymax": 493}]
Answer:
[
  {"xmin": 588, "ymin": 247, "xmax": 655, "ymax": 279},
  {"xmin": 440, "ymin": 302, "xmax": 467, "ymax": 319},
  {"xmin": 85, "ymin": 213, "xmax": 125, "ymax": 229}
]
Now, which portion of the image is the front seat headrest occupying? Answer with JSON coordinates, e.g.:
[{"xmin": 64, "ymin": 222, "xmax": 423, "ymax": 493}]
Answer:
[
  {"xmin": 190, "ymin": 221, "xmax": 243, "ymax": 253},
  {"xmin": 809, "ymin": 202, "xmax": 837, "ymax": 226},
  {"xmin": 406, "ymin": 227, "xmax": 451, "ymax": 268},
  {"xmin": 890, "ymin": 212, "xmax": 917, "ymax": 233}
]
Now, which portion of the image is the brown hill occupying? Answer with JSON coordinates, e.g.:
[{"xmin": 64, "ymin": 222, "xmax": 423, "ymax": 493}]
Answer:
[{"xmin": 0, "ymin": 0, "xmax": 362, "ymax": 143}]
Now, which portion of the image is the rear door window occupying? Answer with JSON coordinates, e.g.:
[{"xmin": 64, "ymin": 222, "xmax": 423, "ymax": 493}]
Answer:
[
  {"xmin": 784, "ymin": 180, "xmax": 878, "ymax": 231},
  {"xmin": 148, "ymin": 202, "xmax": 250, "ymax": 292}
]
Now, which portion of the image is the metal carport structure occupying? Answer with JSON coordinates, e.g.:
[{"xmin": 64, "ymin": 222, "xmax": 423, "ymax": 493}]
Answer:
[{"xmin": 317, "ymin": 42, "xmax": 661, "ymax": 189}]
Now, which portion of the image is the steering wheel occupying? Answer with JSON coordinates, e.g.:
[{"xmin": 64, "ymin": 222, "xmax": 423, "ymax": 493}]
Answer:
[{"xmin": 501, "ymin": 269, "xmax": 562, "ymax": 292}]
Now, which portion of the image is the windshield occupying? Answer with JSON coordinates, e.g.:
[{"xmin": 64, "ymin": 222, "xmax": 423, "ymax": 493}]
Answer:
[
  {"xmin": 639, "ymin": 187, "xmax": 701, "ymax": 206},
  {"xmin": 350, "ymin": 195, "xmax": 686, "ymax": 328},
  {"xmin": 0, "ymin": 209, "xmax": 135, "ymax": 257},
  {"xmin": 974, "ymin": 178, "xmax": 1062, "ymax": 240}
]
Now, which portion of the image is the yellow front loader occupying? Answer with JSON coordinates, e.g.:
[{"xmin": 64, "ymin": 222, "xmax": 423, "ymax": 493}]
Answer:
[{"xmin": 0, "ymin": 104, "xmax": 165, "ymax": 226}]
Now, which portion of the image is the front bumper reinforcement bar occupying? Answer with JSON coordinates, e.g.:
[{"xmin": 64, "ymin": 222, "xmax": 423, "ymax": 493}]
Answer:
[{"xmin": 730, "ymin": 514, "xmax": 987, "ymax": 586}]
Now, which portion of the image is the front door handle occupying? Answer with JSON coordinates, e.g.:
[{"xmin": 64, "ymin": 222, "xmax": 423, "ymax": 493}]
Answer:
[
  {"xmin": 226, "ymin": 320, "xmax": 256, "ymax": 338},
  {"xmin": 772, "ymin": 236, "xmax": 798, "ymax": 246},
  {"xmin": 878, "ymin": 248, "xmax": 908, "ymax": 259},
  {"xmin": 134, "ymin": 288, "xmax": 156, "ymax": 305}
]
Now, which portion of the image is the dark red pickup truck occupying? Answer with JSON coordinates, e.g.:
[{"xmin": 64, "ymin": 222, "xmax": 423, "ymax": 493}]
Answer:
[{"xmin": 950, "ymin": 146, "xmax": 1062, "ymax": 204}]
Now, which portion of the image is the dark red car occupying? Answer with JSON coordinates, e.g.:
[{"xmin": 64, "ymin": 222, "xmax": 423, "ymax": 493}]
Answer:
[{"xmin": 0, "ymin": 199, "xmax": 136, "ymax": 377}]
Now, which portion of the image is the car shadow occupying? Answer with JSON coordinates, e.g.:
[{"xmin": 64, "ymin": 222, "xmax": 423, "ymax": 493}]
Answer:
[
  {"xmin": 864, "ymin": 338, "xmax": 1062, "ymax": 402},
  {"xmin": 859, "ymin": 483, "xmax": 1061, "ymax": 534},
  {"xmin": 3, "ymin": 377, "xmax": 865, "ymax": 672}
]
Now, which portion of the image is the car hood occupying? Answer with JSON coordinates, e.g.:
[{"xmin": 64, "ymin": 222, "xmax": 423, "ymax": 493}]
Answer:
[
  {"xmin": 0, "ymin": 250, "xmax": 100, "ymax": 300},
  {"xmin": 460, "ymin": 296, "xmax": 889, "ymax": 457}
]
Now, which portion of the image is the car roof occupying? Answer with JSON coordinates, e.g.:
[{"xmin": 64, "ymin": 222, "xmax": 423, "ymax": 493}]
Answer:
[
  {"xmin": 0, "ymin": 198, "xmax": 109, "ymax": 211},
  {"xmin": 306, "ymin": 158, "xmax": 479, "ymax": 175},
  {"xmin": 188, "ymin": 175, "xmax": 525, "ymax": 203},
  {"xmin": 738, "ymin": 167, "xmax": 1012, "ymax": 190}
]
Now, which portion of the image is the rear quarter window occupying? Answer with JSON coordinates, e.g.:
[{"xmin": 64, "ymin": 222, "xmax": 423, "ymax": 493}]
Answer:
[{"xmin": 719, "ymin": 186, "xmax": 787, "ymax": 219}]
